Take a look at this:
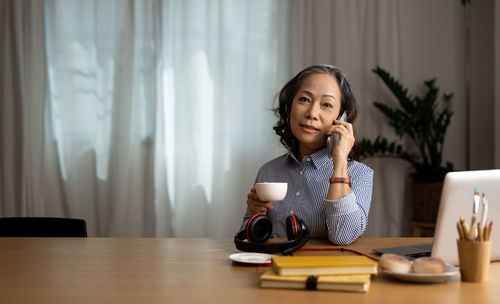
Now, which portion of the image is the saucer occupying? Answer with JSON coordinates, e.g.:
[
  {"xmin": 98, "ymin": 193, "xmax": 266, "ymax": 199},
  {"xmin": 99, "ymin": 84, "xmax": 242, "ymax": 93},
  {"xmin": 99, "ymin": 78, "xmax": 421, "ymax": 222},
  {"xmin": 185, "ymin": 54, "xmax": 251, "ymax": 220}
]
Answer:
[
  {"xmin": 229, "ymin": 253, "xmax": 275, "ymax": 265},
  {"xmin": 380, "ymin": 264, "xmax": 459, "ymax": 283}
]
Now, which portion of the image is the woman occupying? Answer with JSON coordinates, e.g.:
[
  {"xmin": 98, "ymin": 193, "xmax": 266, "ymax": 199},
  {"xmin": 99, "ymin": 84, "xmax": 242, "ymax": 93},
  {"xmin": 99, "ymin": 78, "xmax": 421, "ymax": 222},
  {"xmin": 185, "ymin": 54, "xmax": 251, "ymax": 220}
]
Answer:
[{"xmin": 242, "ymin": 64, "xmax": 373, "ymax": 245}]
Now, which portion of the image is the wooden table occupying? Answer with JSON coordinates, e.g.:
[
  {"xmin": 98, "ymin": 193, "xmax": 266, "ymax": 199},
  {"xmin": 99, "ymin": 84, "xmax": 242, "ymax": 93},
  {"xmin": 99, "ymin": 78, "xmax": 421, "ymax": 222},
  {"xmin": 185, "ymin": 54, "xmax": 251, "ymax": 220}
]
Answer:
[{"xmin": 0, "ymin": 237, "xmax": 498, "ymax": 303}]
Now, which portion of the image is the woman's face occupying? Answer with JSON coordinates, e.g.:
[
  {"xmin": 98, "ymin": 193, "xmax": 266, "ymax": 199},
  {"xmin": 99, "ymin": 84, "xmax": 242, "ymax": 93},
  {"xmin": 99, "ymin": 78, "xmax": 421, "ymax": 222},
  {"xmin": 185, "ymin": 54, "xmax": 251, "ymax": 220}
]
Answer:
[{"xmin": 289, "ymin": 73, "xmax": 342, "ymax": 158}]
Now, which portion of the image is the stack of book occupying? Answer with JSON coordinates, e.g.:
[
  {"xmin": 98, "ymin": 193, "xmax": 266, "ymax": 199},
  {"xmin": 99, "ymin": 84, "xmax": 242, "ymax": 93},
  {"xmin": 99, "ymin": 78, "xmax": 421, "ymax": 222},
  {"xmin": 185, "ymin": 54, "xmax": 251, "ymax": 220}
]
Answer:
[{"xmin": 260, "ymin": 255, "xmax": 378, "ymax": 292}]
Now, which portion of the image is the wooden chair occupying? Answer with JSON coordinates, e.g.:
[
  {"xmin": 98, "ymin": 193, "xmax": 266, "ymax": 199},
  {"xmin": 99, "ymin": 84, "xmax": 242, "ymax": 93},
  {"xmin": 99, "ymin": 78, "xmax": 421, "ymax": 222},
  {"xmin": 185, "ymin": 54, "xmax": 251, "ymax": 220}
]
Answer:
[{"xmin": 0, "ymin": 217, "xmax": 87, "ymax": 237}]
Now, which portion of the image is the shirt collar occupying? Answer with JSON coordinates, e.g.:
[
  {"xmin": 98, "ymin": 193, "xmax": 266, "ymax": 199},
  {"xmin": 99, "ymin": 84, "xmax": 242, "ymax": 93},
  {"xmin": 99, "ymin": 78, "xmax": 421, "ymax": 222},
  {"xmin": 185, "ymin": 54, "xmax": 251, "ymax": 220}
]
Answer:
[{"xmin": 285, "ymin": 148, "xmax": 332, "ymax": 169}]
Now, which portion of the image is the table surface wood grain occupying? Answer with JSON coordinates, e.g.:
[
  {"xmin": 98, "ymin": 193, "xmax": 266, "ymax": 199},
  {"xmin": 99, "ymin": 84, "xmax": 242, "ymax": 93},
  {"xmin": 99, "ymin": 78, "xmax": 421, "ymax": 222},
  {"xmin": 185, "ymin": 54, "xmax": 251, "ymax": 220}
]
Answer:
[{"xmin": 0, "ymin": 237, "xmax": 498, "ymax": 303}]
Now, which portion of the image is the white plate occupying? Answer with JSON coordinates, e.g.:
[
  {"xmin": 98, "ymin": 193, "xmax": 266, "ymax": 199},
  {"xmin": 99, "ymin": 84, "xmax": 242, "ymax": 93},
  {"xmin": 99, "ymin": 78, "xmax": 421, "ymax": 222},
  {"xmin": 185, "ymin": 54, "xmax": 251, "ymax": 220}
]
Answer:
[
  {"xmin": 229, "ymin": 253, "xmax": 275, "ymax": 265},
  {"xmin": 380, "ymin": 264, "xmax": 459, "ymax": 283}
]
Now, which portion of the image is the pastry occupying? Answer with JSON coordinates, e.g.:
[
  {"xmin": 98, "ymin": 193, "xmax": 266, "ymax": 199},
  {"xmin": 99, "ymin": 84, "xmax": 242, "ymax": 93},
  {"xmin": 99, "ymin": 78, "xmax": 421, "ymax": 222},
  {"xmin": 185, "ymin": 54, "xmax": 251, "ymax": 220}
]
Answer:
[
  {"xmin": 379, "ymin": 253, "xmax": 412, "ymax": 273},
  {"xmin": 412, "ymin": 257, "xmax": 446, "ymax": 274}
]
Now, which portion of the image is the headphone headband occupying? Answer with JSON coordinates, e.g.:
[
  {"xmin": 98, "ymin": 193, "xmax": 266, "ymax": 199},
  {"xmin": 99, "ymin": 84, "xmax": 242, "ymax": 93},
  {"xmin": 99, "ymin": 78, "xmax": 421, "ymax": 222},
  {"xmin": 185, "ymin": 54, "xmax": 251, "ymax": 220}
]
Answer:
[
  {"xmin": 234, "ymin": 228, "xmax": 310, "ymax": 255},
  {"xmin": 234, "ymin": 214, "xmax": 310, "ymax": 255}
]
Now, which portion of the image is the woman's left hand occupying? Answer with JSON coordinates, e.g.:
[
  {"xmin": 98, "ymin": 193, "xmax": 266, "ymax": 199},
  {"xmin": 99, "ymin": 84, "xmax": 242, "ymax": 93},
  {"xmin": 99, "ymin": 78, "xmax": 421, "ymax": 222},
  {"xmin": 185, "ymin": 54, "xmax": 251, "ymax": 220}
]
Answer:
[{"xmin": 326, "ymin": 119, "xmax": 355, "ymax": 162}]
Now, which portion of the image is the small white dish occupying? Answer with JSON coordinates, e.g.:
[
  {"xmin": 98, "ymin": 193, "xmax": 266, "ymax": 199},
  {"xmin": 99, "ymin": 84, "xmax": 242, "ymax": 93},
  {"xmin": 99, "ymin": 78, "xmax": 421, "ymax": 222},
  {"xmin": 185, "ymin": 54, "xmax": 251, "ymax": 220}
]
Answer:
[
  {"xmin": 380, "ymin": 263, "xmax": 459, "ymax": 283},
  {"xmin": 229, "ymin": 253, "xmax": 276, "ymax": 265}
]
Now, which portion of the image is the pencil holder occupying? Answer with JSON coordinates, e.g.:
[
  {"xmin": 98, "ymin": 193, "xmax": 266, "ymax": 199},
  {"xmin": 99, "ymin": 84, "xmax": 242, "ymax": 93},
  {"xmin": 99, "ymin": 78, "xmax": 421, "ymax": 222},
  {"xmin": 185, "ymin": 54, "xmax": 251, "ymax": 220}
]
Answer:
[{"xmin": 457, "ymin": 240, "xmax": 491, "ymax": 282}]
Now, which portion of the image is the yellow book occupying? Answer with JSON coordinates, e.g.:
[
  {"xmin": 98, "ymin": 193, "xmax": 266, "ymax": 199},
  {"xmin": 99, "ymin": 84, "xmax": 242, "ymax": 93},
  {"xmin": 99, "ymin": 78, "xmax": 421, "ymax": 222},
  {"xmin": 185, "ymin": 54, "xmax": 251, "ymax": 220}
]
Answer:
[
  {"xmin": 260, "ymin": 269, "xmax": 371, "ymax": 292},
  {"xmin": 271, "ymin": 255, "xmax": 377, "ymax": 276}
]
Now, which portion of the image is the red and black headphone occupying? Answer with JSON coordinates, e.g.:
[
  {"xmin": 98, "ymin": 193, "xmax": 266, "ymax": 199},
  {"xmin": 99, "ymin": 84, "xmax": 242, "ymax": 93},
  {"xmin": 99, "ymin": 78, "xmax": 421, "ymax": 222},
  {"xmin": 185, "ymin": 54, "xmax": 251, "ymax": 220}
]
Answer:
[{"xmin": 234, "ymin": 212, "xmax": 310, "ymax": 255}]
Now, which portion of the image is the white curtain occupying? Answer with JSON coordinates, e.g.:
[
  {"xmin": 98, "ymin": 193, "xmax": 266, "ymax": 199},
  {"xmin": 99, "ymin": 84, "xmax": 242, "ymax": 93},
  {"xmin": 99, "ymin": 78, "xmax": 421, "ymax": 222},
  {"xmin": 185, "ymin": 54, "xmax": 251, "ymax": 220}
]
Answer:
[
  {"xmin": 157, "ymin": 0, "xmax": 289, "ymax": 236},
  {"xmin": 290, "ymin": 0, "xmax": 411, "ymax": 236},
  {"xmin": 43, "ymin": 0, "xmax": 163, "ymax": 236},
  {"xmin": 1, "ymin": 0, "xmax": 290, "ymax": 237}
]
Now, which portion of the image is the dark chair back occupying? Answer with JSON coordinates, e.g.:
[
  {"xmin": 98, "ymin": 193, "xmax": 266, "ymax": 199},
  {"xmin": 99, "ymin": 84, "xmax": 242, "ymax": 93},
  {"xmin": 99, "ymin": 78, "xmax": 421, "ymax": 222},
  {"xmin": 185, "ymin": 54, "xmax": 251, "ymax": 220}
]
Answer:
[{"xmin": 0, "ymin": 217, "xmax": 87, "ymax": 237}]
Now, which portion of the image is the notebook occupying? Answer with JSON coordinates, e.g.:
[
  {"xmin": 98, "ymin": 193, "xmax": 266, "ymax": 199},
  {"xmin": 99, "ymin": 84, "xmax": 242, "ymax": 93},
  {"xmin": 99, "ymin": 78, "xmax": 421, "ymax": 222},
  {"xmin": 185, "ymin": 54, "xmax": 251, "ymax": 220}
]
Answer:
[
  {"xmin": 373, "ymin": 169, "xmax": 500, "ymax": 265},
  {"xmin": 271, "ymin": 255, "xmax": 378, "ymax": 276},
  {"xmin": 260, "ymin": 269, "xmax": 371, "ymax": 292}
]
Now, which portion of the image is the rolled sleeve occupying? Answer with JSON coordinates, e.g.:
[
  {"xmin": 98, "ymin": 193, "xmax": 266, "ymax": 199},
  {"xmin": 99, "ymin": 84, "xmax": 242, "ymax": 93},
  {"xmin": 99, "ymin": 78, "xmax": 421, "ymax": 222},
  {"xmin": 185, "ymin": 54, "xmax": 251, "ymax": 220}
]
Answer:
[
  {"xmin": 324, "ymin": 192, "xmax": 358, "ymax": 216},
  {"xmin": 324, "ymin": 167, "xmax": 374, "ymax": 245}
]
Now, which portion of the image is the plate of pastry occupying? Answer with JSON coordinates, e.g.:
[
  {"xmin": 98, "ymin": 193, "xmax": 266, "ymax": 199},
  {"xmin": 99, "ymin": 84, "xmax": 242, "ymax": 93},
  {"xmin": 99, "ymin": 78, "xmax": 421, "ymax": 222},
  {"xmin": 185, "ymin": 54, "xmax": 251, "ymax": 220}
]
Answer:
[{"xmin": 378, "ymin": 254, "xmax": 459, "ymax": 283}]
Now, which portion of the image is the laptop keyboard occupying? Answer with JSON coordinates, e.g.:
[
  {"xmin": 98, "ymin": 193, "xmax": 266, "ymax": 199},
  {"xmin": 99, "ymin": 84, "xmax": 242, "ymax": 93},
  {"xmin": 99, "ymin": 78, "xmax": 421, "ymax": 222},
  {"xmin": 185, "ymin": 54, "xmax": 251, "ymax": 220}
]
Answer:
[
  {"xmin": 372, "ymin": 243, "xmax": 433, "ymax": 261},
  {"xmin": 405, "ymin": 251, "xmax": 431, "ymax": 260}
]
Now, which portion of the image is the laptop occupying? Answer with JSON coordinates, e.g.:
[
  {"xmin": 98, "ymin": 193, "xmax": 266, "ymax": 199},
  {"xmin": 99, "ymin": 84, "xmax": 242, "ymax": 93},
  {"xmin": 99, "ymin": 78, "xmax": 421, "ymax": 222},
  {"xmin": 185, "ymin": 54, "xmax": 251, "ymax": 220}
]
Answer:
[{"xmin": 373, "ymin": 169, "xmax": 500, "ymax": 265}]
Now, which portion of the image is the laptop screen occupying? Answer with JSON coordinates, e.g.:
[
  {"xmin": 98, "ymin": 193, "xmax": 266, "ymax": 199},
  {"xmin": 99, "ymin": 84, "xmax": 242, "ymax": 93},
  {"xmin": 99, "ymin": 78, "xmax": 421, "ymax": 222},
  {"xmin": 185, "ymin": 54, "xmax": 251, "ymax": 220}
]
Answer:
[
  {"xmin": 372, "ymin": 170, "xmax": 500, "ymax": 265},
  {"xmin": 431, "ymin": 169, "xmax": 500, "ymax": 265}
]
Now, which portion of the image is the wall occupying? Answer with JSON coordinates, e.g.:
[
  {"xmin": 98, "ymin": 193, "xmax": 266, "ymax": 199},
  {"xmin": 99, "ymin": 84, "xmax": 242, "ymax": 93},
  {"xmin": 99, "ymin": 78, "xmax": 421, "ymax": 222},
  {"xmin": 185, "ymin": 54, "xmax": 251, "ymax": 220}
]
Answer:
[
  {"xmin": 471, "ymin": 0, "xmax": 496, "ymax": 170},
  {"xmin": 496, "ymin": 0, "xmax": 500, "ymax": 168},
  {"xmin": 397, "ymin": 0, "xmax": 498, "ymax": 172},
  {"xmin": 398, "ymin": 0, "xmax": 466, "ymax": 172}
]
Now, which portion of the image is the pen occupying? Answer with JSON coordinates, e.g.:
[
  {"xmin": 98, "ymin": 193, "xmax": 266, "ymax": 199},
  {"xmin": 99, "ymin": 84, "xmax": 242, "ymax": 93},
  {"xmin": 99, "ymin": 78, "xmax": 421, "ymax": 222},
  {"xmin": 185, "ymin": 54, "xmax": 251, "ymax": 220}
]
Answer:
[
  {"xmin": 477, "ymin": 223, "xmax": 483, "ymax": 242},
  {"xmin": 480, "ymin": 193, "xmax": 488, "ymax": 228},
  {"xmin": 471, "ymin": 188, "xmax": 480, "ymax": 239}
]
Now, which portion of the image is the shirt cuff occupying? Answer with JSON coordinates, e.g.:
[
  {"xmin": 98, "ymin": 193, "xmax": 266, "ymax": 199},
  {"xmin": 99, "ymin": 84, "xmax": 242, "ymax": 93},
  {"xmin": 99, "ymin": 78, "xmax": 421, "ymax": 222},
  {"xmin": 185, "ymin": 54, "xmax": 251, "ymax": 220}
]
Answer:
[{"xmin": 324, "ymin": 192, "xmax": 358, "ymax": 216}]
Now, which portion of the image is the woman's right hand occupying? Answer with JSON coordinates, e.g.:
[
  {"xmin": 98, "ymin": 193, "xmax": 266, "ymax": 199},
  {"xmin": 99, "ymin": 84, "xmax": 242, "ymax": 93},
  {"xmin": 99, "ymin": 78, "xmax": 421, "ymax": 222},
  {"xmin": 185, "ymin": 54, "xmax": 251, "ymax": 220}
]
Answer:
[{"xmin": 247, "ymin": 187, "xmax": 274, "ymax": 215}]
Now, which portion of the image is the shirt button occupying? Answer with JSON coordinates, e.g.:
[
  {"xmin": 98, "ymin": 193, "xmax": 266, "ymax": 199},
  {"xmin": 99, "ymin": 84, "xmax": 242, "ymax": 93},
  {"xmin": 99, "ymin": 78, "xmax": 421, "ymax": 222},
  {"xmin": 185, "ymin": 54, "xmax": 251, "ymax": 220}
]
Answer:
[
  {"xmin": 296, "ymin": 191, "xmax": 300, "ymax": 196},
  {"xmin": 300, "ymin": 171, "xmax": 303, "ymax": 175},
  {"xmin": 306, "ymin": 157, "xmax": 311, "ymax": 162}
]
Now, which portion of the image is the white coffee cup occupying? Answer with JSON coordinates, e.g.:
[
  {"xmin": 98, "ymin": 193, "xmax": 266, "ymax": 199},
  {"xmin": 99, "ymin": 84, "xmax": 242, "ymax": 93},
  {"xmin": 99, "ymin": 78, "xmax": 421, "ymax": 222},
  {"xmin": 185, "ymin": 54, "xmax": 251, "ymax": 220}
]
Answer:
[{"xmin": 255, "ymin": 182, "xmax": 288, "ymax": 201}]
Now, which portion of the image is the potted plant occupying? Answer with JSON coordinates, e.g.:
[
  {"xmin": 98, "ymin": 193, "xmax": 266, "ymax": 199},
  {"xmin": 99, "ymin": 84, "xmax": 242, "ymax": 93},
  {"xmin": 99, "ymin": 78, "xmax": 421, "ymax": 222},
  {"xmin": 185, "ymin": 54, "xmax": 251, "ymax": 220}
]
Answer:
[{"xmin": 358, "ymin": 66, "xmax": 454, "ymax": 227}]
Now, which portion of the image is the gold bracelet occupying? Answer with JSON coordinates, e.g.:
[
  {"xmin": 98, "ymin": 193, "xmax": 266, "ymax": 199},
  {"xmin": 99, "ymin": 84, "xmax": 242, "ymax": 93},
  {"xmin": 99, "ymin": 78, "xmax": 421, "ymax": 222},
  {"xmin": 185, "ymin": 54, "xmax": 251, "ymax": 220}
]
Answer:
[{"xmin": 330, "ymin": 176, "xmax": 351, "ymax": 187}]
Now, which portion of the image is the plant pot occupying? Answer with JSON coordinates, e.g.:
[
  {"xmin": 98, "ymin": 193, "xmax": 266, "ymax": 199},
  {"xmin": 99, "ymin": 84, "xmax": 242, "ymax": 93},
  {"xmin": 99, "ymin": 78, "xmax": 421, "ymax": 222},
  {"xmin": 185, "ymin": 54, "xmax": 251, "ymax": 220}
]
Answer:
[{"xmin": 411, "ymin": 181, "xmax": 444, "ymax": 224}]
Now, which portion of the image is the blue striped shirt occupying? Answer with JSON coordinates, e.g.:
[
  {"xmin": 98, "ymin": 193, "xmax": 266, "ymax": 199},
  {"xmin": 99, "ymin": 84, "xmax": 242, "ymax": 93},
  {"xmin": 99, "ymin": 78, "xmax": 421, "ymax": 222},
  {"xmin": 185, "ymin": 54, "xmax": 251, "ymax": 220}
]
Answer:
[{"xmin": 242, "ymin": 148, "xmax": 373, "ymax": 245}]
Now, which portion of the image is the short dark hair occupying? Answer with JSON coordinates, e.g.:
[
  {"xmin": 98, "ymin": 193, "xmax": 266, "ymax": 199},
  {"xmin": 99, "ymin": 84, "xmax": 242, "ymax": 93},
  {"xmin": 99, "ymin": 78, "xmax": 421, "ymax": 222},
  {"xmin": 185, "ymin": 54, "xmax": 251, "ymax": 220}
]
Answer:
[{"xmin": 272, "ymin": 65, "xmax": 359, "ymax": 158}]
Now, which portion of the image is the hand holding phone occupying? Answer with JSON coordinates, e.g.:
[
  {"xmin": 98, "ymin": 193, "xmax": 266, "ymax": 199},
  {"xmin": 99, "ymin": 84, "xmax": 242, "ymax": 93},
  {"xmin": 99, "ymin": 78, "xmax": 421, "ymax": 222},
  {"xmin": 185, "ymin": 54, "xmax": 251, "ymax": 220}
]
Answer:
[{"xmin": 327, "ymin": 112, "xmax": 347, "ymax": 155}]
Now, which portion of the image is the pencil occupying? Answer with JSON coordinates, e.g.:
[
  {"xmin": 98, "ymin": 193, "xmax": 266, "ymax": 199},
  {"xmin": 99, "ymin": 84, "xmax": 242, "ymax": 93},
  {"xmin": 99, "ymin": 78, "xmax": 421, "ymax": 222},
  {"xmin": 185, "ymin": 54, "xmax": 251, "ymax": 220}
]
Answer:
[
  {"xmin": 477, "ymin": 223, "xmax": 483, "ymax": 242},
  {"xmin": 483, "ymin": 222, "xmax": 488, "ymax": 241},
  {"xmin": 457, "ymin": 221, "xmax": 464, "ymax": 240},
  {"xmin": 487, "ymin": 221, "xmax": 493, "ymax": 241},
  {"xmin": 460, "ymin": 217, "xmax": 471, "ymax": 240}
]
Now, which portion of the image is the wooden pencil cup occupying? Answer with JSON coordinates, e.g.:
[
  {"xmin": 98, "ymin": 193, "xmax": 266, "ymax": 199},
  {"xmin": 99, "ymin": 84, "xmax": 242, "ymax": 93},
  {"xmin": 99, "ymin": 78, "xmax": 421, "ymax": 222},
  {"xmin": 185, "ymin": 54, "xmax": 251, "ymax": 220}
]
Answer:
[{"xmin": 457, "ymin": 240, "xmax": 491, "ymax": 282}]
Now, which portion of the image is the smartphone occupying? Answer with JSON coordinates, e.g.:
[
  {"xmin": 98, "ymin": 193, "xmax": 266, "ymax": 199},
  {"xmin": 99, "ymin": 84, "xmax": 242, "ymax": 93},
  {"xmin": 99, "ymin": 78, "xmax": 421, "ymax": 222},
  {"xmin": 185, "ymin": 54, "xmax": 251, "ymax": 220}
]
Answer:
[{"xmin": 327, "ymin": 112, "xmax": 347, "ymax": 155}]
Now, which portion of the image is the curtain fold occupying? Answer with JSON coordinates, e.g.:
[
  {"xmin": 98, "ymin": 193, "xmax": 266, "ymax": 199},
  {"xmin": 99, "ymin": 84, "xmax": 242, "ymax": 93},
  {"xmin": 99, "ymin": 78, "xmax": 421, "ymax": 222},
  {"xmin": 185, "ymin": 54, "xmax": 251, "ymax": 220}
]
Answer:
[
  {"xmin": 42, "ymin": 0, "xmax": 161, "ymax": 236},
  {"xmin": 158, "ymin": 0, "xmax": 290, "ymax": 236},
  {"xmin": 1, "ymin": 0, "xmax": 47, "ymax": 217}
]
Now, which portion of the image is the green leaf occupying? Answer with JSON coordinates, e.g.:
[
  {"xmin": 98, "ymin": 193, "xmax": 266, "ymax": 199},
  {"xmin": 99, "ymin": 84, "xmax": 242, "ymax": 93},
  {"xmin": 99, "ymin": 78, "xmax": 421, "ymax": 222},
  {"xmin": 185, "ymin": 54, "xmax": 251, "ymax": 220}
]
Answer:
[{"xmin": 372, "ymin": 66, "xmax": 416, "ymax": 114}]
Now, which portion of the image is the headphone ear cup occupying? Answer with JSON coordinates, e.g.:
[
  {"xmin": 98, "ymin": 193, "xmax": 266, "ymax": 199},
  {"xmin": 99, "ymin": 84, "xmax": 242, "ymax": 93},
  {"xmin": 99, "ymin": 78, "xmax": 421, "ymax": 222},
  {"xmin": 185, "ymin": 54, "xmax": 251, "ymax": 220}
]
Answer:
[
  {"xmin": 295, "ymin": 216, "xmax": 307, "ymax": 235},
  {"xmin": 246, "ymin": 214, "xmax": 272, "ymax": 243},
  {"xmin": 286, "ymin": 214, "xmax": 307, "ymax": 240},
  {"xmin": 285, "ymin": 214, "xmax": 299, "ymax": 240}
]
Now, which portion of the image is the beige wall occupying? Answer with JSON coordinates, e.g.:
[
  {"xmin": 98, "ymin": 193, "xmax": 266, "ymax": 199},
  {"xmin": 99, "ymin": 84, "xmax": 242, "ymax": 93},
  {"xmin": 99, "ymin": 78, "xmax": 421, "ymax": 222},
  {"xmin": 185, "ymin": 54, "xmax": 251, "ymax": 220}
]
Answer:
[
  {"xmin": 398, "ymin": 0, "xmax": 498, "ymax": 172},
  {"xmin": 496, "ymin": 0, "xmax": 500, "ymax": 168},
  {"xmin": 398, "ymin": 1, "xmax": 467, "ymax": 171},
  {"xmin": 471, "ymin": 0, "xmax": 496, "ymax": 169}
]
